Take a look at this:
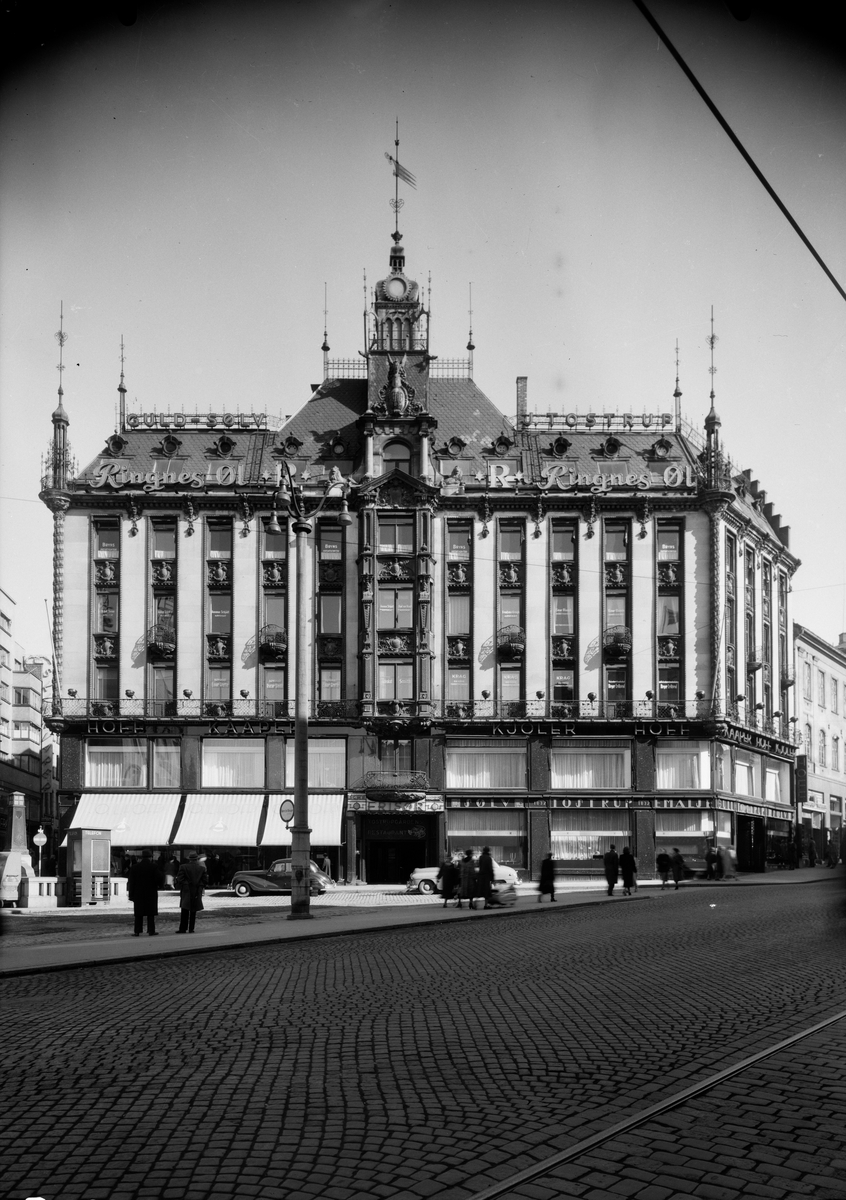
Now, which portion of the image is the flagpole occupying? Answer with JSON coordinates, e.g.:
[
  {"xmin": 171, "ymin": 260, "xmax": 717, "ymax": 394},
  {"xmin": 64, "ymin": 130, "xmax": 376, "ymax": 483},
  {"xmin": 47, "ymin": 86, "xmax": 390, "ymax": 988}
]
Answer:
[{"xmin": 394, "ymin": 118, "xmax": 400, "ymax": 238}]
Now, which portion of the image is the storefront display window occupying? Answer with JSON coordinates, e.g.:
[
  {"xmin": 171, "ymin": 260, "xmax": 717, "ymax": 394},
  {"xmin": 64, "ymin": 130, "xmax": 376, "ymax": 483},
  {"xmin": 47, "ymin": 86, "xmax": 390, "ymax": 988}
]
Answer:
[
  {"xmin": 550, "ymin": 746, "xmax": 630, "ymax": 789},
  {"xmin": 655, "ymin": 810, "xmax": 711, "ymax": 860},
  {"xmin": 445, "ymin": 740, "xmax": 527, "ymax": 789},
  {"xmin": 656, "ymin": 741, "xmax": 710, "ymax": 790},
  {"xmin": 202, "ymin": 738, "xmax": 265, "ymax": 787},
  {"xmin": 446, "ymin": 808, "xmax": 527, "ymax": 868},
  {"xmin": 152, "ymin": 739, "xmax": 181, "ymax": 788},
  {"xmin": 285, "ymin": 738, "xmax": 346, "ymax": 788},
  {"xmin": 550, "ymin": 810, "xmax": 630, "ymax": 861},
  {"xmin": 86, "ymin": 738, "xmax": 147, "ymax": 788}
]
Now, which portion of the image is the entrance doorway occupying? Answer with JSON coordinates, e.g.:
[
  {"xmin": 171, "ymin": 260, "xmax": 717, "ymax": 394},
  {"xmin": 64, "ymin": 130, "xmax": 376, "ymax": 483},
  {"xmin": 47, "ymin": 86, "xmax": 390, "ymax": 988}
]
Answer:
[
  {"xmin": 736, "ymin": 814, "xmax": 766, "ymax": 872},
  {"xmin": 361, "ymin": 814, "xmax": 431, "ymax": 884}
]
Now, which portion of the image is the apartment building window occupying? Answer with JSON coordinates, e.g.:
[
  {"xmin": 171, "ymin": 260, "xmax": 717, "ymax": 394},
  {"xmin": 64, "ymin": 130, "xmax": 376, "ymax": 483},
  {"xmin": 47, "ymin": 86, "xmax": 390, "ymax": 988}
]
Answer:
[
  {"xmin": 833, "ymin": 737, "xmax": 840, "ymax": 772},
  {"xmin": 550, "ymin": 743, "xmax": 630, "ymax": 789},
  {"xmin": 319, "ymin": 594, "xmax": 341, "ymax": 634},
  {"xmin": 551, "ymin": 525, "xmax": 575, "ymax": 561},
  {"xmin": 380, "ymin": 739, "xmax": 412, "ymax": 773},
  {"xmin": 319, "ymin": 668, "xmax": 341, "ymax": 701},
  {"xmin": 208, "ymin": 523, "xmax": 232, "ymax": 559},
  {"xmin": 263, "ymin": 521, "xmax": 286, "ymax": 560},
  {"xmin": 264, "ymin": 593, "xmax": 286, "ymax": 630},
  {"xmin": 446, "ymin": 669, "xmax": 470, "ymax": 700},
  {"xmin": 94, "ymin": 666, "xmax": 119, "ymax": 700},
  {"xmin": 13, "ymin": 721, "xmax": 39, "ymax": 741},
  {"xmin": 378, "ymin": 663, "xmax": 413, "ymax": 700},
  {"xmin": 13, "ymin": 688, "xmax": 34, "ymax": 706},
  {"xmin": 447, "ymin": 525, "xmax": 471, "ymax": 560},
  {"xmin": 552, "ymin": 670, "xmax": 574, "ymax": 702},
  {"xmin": 0, "ymin": 611, "xmax": 10, "ymax": 633},
  {"xmin": 383, "ymin": 441, "xmax": 412, "ymax": 473},
  {"xmin": 152, "ymin": 524, "xmax": 176, "ymax": 559},
  {"xmin": 262, "ymin": 667, "xmax": 286, "ymax": 702},
  {"xmin": 378, "ymin": 518, "xmax": 413, "ymax": 555},
  {"xmin": 202, "ymin": 738, "xmax": 265, "ymax": 787},
  {"xmin": 319, "ymin": 525, "xmax": 344, "ymax": 560},
  {"xmin": 552, "ymin": 596, "xmax": 574, "ymax": 635},
  {"xmin": 819, "ymin": 731, "xmax": 827, "ymax": 768},
  {"xmin": 154, "ymin": 594, "xmax": 175, "ymax": 632},
  {"xmin": 378, "ymin": 589, "xmax": 413, "ymax": 629},
  {"xmin": 832, "ymin": 680, "xmax": 839, "ymax": 715},
  {"xmin": 499, "ymin": 666, "xmax": 521, "ymax": 706},
  {"xmin": 499, "ymin": 527, "xmax": 523, "ymax": 561},
  {"xmin": 499, "ymin": 594, "xmax": 522, "ymax": 628},
  {"xmin": 802, "ymin": 661, "xmax": 812, "ymax": 700},
  {"xmin": 94, "ymin": 523, "xmax": 120, "ymax": 558},
  {"xmin": 0, "ymin": 682, "xmax": 8, "ymax": 702},
  {"xmin": 95, "ymin": 593, "xmax": 119, "ymax": 635},
  {"xmin": 207, "ymin": 668, "xmax": 230, "ymax": 701},
  {"xmin": 818, "ymin": 670, "xmax": 826, "ymax": 707},
  {"xmin": 447, "ymin": 594, "xmax": 470, "ymax": 636}
]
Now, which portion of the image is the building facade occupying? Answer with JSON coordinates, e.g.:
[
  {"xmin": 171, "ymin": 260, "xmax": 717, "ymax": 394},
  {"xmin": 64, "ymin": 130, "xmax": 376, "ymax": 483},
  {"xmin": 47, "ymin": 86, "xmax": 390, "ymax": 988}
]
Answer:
[
  {"xmin": 0, "ymin": 586, "xmax": 60, "ymax": 865},
  {"xmin": 41, "ymin": 229, "xmax": 802, "ymax": 883},
  {"xmin": 794, "ymin": 623, "xmax": 846, "ymax": 862}
]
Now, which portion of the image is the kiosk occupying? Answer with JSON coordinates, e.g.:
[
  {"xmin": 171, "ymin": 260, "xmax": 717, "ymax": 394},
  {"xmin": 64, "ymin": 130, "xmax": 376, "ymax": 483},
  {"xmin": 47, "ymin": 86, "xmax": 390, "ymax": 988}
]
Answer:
[{"xmin": 66, "ymin": 827, "xmax": 111, "ymax": 905}]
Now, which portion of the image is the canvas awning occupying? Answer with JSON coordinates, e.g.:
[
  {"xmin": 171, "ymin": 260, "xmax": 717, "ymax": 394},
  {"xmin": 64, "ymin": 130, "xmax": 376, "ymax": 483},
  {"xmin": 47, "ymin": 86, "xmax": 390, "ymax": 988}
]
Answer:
[
  {"xmin": 260, "ymin": 793, "xmax": 345, "ymax": 847},
  {"xmin": 66, "ymin": 793, "xmax": 182, "ymax": 847},
  {"xmin": 173, "ymin": 794, "xmax": 265, "ymax": 847}
]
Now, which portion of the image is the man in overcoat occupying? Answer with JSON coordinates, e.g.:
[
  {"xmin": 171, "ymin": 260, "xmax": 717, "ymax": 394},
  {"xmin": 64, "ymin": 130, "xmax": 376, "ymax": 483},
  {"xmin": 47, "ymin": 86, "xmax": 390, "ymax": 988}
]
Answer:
[
  {"xmin": 128, "ymin": 849, "xmax": 161, "ymax": 936},
  {"xmin": 436, "ymin": 854, "xmax": 460, "ymax": 907},
  {"xmin": 175, "ymin": 851, "xmax": 209, "ymax": 933},
  {"xmin": 538, "ymin": 852, "xmax": 556, "ymax": 902},
  {"xmin": 477, "ymin": 847, "xmax": 495, "ymax": 909},
  {"xmin": 603, "ymin": 844, "xmax": 619, "ymax": 896}
]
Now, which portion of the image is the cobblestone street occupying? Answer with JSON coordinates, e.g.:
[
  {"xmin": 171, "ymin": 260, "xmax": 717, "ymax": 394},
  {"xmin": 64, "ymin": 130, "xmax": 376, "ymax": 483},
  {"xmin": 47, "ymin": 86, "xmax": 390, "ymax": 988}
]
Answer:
[{"xmin": 2, "ymin": 880, "xmax": 844, "ymax": 1200}]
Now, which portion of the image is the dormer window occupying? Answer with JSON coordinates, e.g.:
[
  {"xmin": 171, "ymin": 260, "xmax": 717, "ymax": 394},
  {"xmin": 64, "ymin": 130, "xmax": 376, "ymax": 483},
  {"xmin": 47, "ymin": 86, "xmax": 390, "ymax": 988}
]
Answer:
[
  {"xmin": 213, "ymin": 435, "xmax": 237, "ymax": 458},
  {"xmin": 601, "ymin": 436, "xmax": 622, "ymax": 458},
  {"xmin": 551, "ymin": 436, "xmax": 571, "ymax": 458},
  {"xmin": 447, "ymin": 437, "xmax": 466, "ymax": 457},
  {"xmin": 652, "ymin": 437, "xmax": 673, "ymax": 460},
  {"xmin": 382, "ymin": 441, "xmax": 412, "ymax": 474},
  {"xmin": 493, "ymin": 435, "xmax": 513, "ymax": 457},
  {"xmin": 159, "ymin": 434, "xmax": 182, "ymax": 458},
  {"xmin": 104, "ymin": 434, "xmax": 127, "ymax": 457}
]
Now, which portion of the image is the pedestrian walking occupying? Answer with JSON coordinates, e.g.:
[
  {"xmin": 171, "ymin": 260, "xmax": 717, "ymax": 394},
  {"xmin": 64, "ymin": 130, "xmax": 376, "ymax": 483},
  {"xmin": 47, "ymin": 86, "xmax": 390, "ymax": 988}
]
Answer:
[
  {"xmin": 320, "ymin": 853, "xmax": 333, "ymax": 880},
  {"xmin": 127, "ymin": 849, "xmax": 161, "ymax": 936},
  {"xmin": 538, "ymin": 852, "xmax": 556, "ymax": 902},
  {"xmin": 704, "ymin": 845, "xmax": 717, "ymax": 880},
  {"xmin": 437, "ymin": 854, "xmax": 460, "ymax": 907},
  {"xmin": 175, "ymin": 851, "xmax": 208, "ymax": 933},
  {"xmin": 656, "ymin": 849, "xmax": 671, "ymax": 888},
  {"xmin": 477, "ymin": 847, "xmax": 495, "ymax": 909},
  {"xmin": 785, "ymin": 840, "xmax": 796, "ymax": 870},
  {"xmin": 826, "ymin": 837, "xmax": 839, "ymax": 868},
  {"xmin": 808, "ymin": 838, "xmax": 817, "ymax": 867},
  {"xmin": 670, "ymin": 847, "xmax": 685, "ymax": 890},
  {"xmin": 458, "ymin": 849, "xmax": 477, "ymax": 910},
  {"xmin": 603, "ymin": 844, "xmax": 619, "ymax": 896},
  {"xmin": 620, "ymin": 846, "xmax": 637, "ymax": 896}
]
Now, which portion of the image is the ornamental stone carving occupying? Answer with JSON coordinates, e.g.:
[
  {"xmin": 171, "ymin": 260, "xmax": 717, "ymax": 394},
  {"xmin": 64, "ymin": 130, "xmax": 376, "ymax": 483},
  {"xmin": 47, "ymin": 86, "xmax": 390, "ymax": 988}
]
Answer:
[
  {"xmin": 95, "ymin": 561, "xmax": 119, "ymax": 588},
  {"xmin": 207, "ymin": 561, "xmax": 231, "ymax": 588},
  {"xmin": 376, "ymin": 355, "xmax": 419, "ymax": 418},
  {"xmin": 552, "ymin": 563, "xmax": 573, "ymax": 588},
  {"xmin": 447, "ymin": 636, "xmax": 470, "ymax": 662},
  {"xmin": 378, "ymin": 558, "xmax": 412, "ymax": 581},
  {"xmin": 447, "ymin": 562, "xmax": 471, "ymax": 587},
  {"xmin": 658, "ymin": 562, "xmax": 679, "ymax": 587},
  {"xmin": 378, "ymin": 632, "xmax": 413, "ymax": 655},
  {"xmin": 262, "ymin": 561, "xmax": 286, "ymax": 587},
  {"xmin": 551, "ymin": 636, "xmax": 574, "ymax": 662},
  {"xmin": 151, "ymin": 560, "xmax": 176, "ymax": 587},
  {"xmin": 498, "ymin": 562, "xmax": 523, "ymax": 588},
  {"xmin": 605, "ymin": 563, "xmax": 628, "ymax": 588},
  {"xmin": 317, "ymin": 635, "xmax": 343, "ymax": 660},
  {"xmin": 319, "ymin": 561, "xmax": 344, "ymax": 587},
  {"xmin": 658, "ymin": 637, "xmax": 679, "ymax": 661},
  {"xmin": 93, "ymin": 635, "xmax": 117, "ymax": 661},
  {"xmin": 206, "ymin": 634, "xmax": 232, "ymax": 661}
]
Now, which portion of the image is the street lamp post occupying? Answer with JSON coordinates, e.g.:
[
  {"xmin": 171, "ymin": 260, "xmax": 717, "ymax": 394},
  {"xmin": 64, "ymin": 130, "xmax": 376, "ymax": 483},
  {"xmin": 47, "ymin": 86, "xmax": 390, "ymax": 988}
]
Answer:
[{"xmin": 267, "ymin": 464, "xmax": 351, "ymax": 919}]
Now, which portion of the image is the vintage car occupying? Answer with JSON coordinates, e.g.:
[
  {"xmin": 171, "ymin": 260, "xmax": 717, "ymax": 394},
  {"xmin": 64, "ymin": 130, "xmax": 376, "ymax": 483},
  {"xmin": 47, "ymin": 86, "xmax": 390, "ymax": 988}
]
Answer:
[
  {"xmin": 231, "ymin": 858, "xmax": 335, "ymax": 897},
  {"xmin": 407, "ymin": 857, "xmax": 520, "ymax": 895}
]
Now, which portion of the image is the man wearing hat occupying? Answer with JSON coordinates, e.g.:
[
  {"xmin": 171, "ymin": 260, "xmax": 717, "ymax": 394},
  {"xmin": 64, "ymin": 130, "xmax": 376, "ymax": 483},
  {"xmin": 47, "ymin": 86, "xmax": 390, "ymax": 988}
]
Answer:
[
  {"xmin": 477, "ymin": 846, "xmax": 495, "ymax": 910},
  {"xmin": 127, "ymin": 849, "xmax": 162, "ymax": 936},
  {"xmin": 175, "ymin": 851, "xmax": 209, "ymax": 933}
]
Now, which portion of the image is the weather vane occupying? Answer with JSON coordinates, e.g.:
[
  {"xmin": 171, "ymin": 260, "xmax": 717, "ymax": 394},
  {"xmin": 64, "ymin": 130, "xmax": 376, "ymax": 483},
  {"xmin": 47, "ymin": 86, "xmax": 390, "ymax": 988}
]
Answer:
[
  {"xmin": 384, "ymin": 120, "xmax": 416, "ymax": 241},
  {"xmin": 55, "ymin": 302, "xmax": 68, "ymax": 382},
  {"xmin": 706, "ymin": 307, "xmax": 718, "ymax": 400}
]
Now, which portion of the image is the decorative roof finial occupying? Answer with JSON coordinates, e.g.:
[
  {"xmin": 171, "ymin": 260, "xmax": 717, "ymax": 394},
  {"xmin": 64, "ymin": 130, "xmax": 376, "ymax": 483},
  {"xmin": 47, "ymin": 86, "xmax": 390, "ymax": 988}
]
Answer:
[
  {"xmin": 321, "ymin": 283, "xmax": 330, "ymax": 376},
  {"xmin": 52, "ymin": 302, "xmax": 69, "ymax": 424},
  {"xmin": 385, "ymin": 119, "xmax": 415, "ymax": 247},
  {"xmin": 467, "ymin": 283, "xmax": 475, "ymax": 353},
  {"xmin": 673, "ymin": 338, "xmax": 681, "ymax": 430},
  {"xmin": 706, "ymin": 306, "xmax": 718, "ymax": 408},
  {"xmin": 118, "ymin": 335, "xmax": 127, "ymax": 433}
]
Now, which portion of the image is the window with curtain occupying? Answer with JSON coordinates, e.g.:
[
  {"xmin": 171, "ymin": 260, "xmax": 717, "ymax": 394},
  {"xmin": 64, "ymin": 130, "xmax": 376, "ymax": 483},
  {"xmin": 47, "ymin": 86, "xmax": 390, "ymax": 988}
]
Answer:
[
  {"xmin": 152, "ymin": 524, "xmax": 176, "ymax": 559},
  {"xmin": 319, "ymin": 668, "xmax": 341, "ymax": 700},
  {"xmin": 498, "ymin": 527, "xmax": 522, "ymax": 561},
  {"xmin": 202, "ymin": 738, "xmax": 264, "ymax": 787},
  {"xmin": 550, "ymin": 748, "xmax": 629, "ymax": 789},
  {"xmin": 307, "ymin": 738, "xmax": 346, "ymax": 787},
  {"xmin": 208, "ymin": 523, "xmax": 232, "ymax": 559},
  {"xmin": 550, "ymin": 810, "xmax": 630, "ymax": 860},
  {"xmin": 445, "ymin": 740, "xmax": 527, "ymax": 788},
  {"xmin": 207, "ymin": 668, "xmax": 230, "ymax": 700},
  {"xmin": 656, "ymin": 742, "xmax": 709, "ymax": 789},
  {"xmin": 95, "ymin": 666, "xmax": 119, "ymax": 700},
  {"xmin": 86, "ymin": 738, "xmax": 147, "ymax": 787},
  {"xmin": 657, "ymin": 528, "xmax": 680, "ymax": 561},
  {"xmin": 378, "ymin": 663, "xmax": 413, "ymax": 699},
  {"xmin": 819, "ymin": 731, "xmax": 826, "ymax": 768},
  {"xmin": 765, "ymin": 765, "xmax": 784, "ymax": 803},
  {"xmin": 733, "ymin": 749, "xmax": 763, "ymax": 797},
  {"xmin": 446, "ymin": 669, "xmax": 470, "ymax": 700},
  {"xmin": 95, "ymin": 524, "xmax": 120, "ymax": 558},
  {"xmin": 552, "ymin": 596, "xmax": 574, "ymax": 635},
  {"xmin": 152, "ymin": 739, "xmax": 181, "ymax": 788},
  {"xmin": 447, "ymin": 594, "xmax": 470, "ymax": 635},
  {"xmin": 318, "ymin": 526, "xmax": 343, "ymax": 560},
  {"xmin": 95, "ymin": 593, "xmax": 119, "ymax": 633},
  {"xmin": 499, "ymin": 668, "xmax": 521, "ymax": 702},
  {"xmin": 657, "ymin": 597, "xmax": 680, "ymax": 636},
  {"xmin": 447, "ymin": 525, "xmax": 471, "ymax": 560},
  {"xmin": 655, "ymin": 811, "xmax": 707, "ymax": 835},
  {"xmin": 378, "ymin": 589, "xmax": 413, "ymax": 629},
  {"xmin": 551, "ymin": 525, "xmax": 575, "ymax": 561}
]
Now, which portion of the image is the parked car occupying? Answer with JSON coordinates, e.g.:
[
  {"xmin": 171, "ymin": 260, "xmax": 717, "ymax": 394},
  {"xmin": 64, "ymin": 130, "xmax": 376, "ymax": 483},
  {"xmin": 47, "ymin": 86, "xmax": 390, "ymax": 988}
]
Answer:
[
  {"xmin": 407, "ymin": 857, "xmax": 520, "ymax": 895},
  {"xmin": 231, "ymin": 858, "xmax": 335, "ymax": 897}
]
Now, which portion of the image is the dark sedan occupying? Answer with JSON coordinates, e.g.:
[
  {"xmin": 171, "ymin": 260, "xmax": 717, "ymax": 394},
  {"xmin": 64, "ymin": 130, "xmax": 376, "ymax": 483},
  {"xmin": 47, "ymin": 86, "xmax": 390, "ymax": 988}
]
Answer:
[{"xmin": 231, "ymin": 859, "xmax": 335, "ymax": 897}]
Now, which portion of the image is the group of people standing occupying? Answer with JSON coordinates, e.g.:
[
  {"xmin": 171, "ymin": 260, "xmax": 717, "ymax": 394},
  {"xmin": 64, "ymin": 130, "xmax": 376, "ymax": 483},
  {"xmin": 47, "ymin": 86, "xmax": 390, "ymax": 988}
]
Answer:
[
  {"xmin": 436, "ymin": 847, "xmax": 498, "ymax": 909},
  {"xmin": 127, "ymin": 850, "xmax": 209, "ymax": 936},
  {"xmin": 602, "ymin": 845, "xmax": 640, "ymax": 896}
]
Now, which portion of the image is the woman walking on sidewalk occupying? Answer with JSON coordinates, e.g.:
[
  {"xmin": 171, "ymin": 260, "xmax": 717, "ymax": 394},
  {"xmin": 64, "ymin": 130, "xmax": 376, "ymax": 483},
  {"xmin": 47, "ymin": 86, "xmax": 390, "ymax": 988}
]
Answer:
[
  {"xmin": 670, "ymin": 847, "xmax": 685, "ymax": 890},
  {"xmin": 620, "ymin": 846, "xmax": 637, "ymax": 896}
]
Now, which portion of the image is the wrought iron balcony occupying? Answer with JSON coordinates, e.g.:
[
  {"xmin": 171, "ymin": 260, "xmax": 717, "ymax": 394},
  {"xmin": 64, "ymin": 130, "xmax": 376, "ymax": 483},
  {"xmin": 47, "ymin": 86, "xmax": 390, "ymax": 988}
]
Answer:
[
  {"xmin": 312, "ymin": 699, "xmax": 361, "ymax": 721},
  {"xmin": 747, "ymin": 645, "xmax": 764, "ymax": 671},
  {"xmin": 257, "ymin": 625, "xmax": 287, "ymax": 662},
  {"xmin": 146, "ymin": 622, "xmax": 176, "ymax": 660},
  {"xmin": 603, "ymin": 626, "xmax": 632, "ymax": 659},
  {"xmin": 363, "ymin": 770, "xmax": 429, "ymax": 791},
  {"xmin": 496, "ymin": 626, "xmax": 525, "ymax": 659},
  {"xmin": 781, "ymin": 666, "xmax": 795, "ymax": 689}
]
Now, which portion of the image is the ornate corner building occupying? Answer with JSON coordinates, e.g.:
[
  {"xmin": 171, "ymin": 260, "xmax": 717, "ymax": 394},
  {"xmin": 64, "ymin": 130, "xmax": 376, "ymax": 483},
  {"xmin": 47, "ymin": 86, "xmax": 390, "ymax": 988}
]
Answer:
[{"xmin": 39, "ymin": 226, "xmax": 802, "ymax": 883}]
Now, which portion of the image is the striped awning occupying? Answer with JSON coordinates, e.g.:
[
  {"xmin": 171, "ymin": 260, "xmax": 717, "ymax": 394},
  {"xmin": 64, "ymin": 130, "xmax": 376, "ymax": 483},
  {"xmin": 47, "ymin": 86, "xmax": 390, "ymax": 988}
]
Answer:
[
  {"xmin": 173, "ymin": 794, "xmax": 265, "ymax": 847},
  {"xmin": 67, "ymin": 793, "xmax": 182, "ymax": 847},
  {"xmin": 260, "ymin": 794, "xmax": 345, "ymax": 847}
]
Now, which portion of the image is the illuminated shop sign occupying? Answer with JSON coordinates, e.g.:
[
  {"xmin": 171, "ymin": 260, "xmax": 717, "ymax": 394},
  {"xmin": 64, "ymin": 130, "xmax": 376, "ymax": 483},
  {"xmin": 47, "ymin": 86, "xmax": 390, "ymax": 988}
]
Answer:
[
  {"xmin": 88, "ymin": 462, "xmax": 293, "ymax": 492},
  {"xmin": 124, "ymin": 412, "xmax": 269, "ymax": 430}
]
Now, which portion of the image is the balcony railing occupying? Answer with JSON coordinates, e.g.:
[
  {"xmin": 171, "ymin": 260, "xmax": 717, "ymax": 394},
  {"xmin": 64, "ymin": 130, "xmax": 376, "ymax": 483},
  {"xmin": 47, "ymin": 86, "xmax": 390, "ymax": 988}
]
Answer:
[
  {"xmin": 781, "ymin": 666, "xmax": 796, "ymax": 689},
  {"xmin": 257, "ymin": 625, "xmax": 287, "ymax": 662},
  {"xmin": 603, "ymin": 626, "xmax": 632, "ymax": 658},
  {"xmin": 363, "ymin": 770, "xmax": 429, "ymax": 791},
  {"xmin": 43, "ymin": 695, "xmax": 801, "ymax": 744},
  {"xmin": 146, "ymin": 622, "xmax": 176, "ymax": 660},
  {"xmin": 747, "ymin": 645, "xmax": 764, "ymax": 671},
  {"xmin": 496, "ymin": 626, "xmax": 525, "ymax": 659}
]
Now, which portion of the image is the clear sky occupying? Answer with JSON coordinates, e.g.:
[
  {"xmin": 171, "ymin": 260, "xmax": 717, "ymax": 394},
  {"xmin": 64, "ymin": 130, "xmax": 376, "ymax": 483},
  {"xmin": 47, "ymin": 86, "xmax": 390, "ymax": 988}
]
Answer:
[{"xmin": 1, "ymin": 0, "xmax": 844, "ymax": 656}]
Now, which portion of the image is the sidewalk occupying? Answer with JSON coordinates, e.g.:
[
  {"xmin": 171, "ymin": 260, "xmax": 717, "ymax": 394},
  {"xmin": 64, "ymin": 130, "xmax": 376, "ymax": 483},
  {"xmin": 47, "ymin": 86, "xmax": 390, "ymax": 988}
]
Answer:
[{"xmin": 1, "ymin": 864, "xmax": 841, "ymax": 979}]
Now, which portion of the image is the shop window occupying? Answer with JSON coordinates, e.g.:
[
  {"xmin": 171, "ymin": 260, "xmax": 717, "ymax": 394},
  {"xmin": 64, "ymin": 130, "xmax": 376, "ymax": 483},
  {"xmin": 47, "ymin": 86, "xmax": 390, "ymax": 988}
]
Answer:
[
  {"xmin": 446, "ymin": 669, "xmax": 470, "ymax": 701},
  {"xmin": 209, "ymin": 595, "xmax": 232, "ymax": 634},
  {"xmin": 447, "ymin": 594, "xmax": 470, "ymax": 636},
  {"xmin": 447, "ymin": 525, "xmax": 471, "ymax": 560},
  {"xmin": 94, "ymin": 523, "xmax": 120, "ymax": 559},
  {"xmin": 207, "ymin": 523, "xmax": 232, "ymax": 560},
  {"xmin": 94, "ymin": 666, "xmax": 119, "ymax": 700},
  {"xmin": 733, "ymin": 748, "xmax": 763, "ymax": 797},
  {"xmin": 285, "ymin": 738, "xmax": 345, "ymax": 788},
  {"xmin": 318, "ymin": 525, "xmax": 343, "ymax": 560},
  {"xmin": 447, "ymin": 808, "xmax": 527, "ymax": 869},
  {"xmin": 378, "ymin": 518, "xmax": 413, "ymax": 555},
  {"xmin": 657, "ymin": 528, "xmax": 680, "ymax": 562},
  {"xmin": 499, "ymin": 667, "xmax": 521, "ymax": 703},
  {"xmin": 445, "ymin": 740, "xmax": 526, "ymax": 788},
  {"xmin": 552, "ymin": 670, "xmax": 574, "ymax": 702},
  {"xmin": 152, "ymin": 739, "xmax": 181, "ymax": 788},
  {"xmin": 86, "ymin": 738, "xmax": 147, "ymax": 787},
  {"xmin": 656, "ymin": 741, "xmax": 710, "ymax": 789},
  {"xmin": 654, "ymin": 811, "xmax": 711, "ymax": 860},
  {"xmin": 716, "ymin": 811, "xmax": 732, "ymax": 839},
  {"xmin": 552, "ymin": 596, "xmax": 574, "ymax": 635},
  {"xmin": 550, "ymin": 747, "xmax": 630, "ymax": 789},
  {"xmin": 152, "ymin": 524, "xmax": 176, "ymax": 559},
  {"xmin": 550, "ymin": 810, "xmax": 630, "ymax": 861},
  {"xmin": 202, "ymin": 738, "xmax": 265, "ymax": 787},
  {"xmin": 95, "ymin": 594, "xmax": 119, "ymax": 634},
  {"xmin": 207, "ymin": 667, "xmax": 230, "ymax": 700},
  {"xmin": 378, "ymin": 663, "xmax": 413, "ymax": 700},
  {"xmin": 319, "ymin": 594, "xmax": 341, "ymax": 635},
  {"xmin": 319, "ymin": 668, "xmax": 341, "ymax": 701},
  {"xmin": 378, "ymin": 589, "xmax": 413, "ymax": 629},
  {"xmin": 765, "ymin": 760, "xmax": 789, "ymax": 803}
]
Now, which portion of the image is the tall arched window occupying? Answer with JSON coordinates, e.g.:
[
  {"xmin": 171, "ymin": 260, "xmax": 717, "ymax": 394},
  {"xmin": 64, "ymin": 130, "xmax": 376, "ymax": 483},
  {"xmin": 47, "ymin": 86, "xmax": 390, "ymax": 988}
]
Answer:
[
  {"xmin": 819, "ymin": 730, "xmax": 826, "ymax": 768},
  {"xmin": 382, "ymin": 441, "xmax": 412, "ymax": 474}
]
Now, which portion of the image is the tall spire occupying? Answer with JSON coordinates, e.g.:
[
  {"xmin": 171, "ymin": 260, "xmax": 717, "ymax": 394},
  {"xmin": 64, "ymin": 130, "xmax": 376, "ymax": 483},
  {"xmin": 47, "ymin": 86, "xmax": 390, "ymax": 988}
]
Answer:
[
  {"xmin": 673, "ymin": 338, "xmax": 681, "ymax": 430},
  {"xmin": 118, "ymin": 335, "xmax": 127, "ymax": 432},
  {"xmin": 467, "ymin": 282, "xmax": 475, "ymax": 374},
  {"xmin": 51, "ymin": 304, "xmax": 70, "ymax": 489},
  {"xmin": 321, "ymin": 283, "xmax": 330, "ymax": 378}
]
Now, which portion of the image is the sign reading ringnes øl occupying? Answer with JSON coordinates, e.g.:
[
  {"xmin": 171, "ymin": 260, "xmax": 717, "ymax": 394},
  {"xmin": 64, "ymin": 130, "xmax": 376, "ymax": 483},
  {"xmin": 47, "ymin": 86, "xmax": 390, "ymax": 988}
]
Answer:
[{"xmin": 88, "ymin": 462, "xmax": 294, "ymax": 491}]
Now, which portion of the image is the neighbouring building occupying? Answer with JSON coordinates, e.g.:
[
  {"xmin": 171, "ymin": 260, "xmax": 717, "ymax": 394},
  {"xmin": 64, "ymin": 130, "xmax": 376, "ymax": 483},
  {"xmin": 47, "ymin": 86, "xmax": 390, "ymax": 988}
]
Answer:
[
  {"xmin": 0, "ymin": 586, "xmax": 60, "ymax": 867},
  {"xmin": 41, "ymin": 219, "xmax": 802, "ymax": 885},
  {"xmin": 794, "ymin": 623, "xmax": 846, "ymax": 862}
]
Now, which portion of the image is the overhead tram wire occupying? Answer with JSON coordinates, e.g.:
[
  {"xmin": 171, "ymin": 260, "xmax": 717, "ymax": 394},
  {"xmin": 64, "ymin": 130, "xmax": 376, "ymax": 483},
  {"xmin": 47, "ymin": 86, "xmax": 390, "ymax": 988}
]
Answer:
[
  {"xmin": 469, "ymin": 1004, "xmax": 846, "ymax": 1200},
  {"xmin": 631, "ymin": 0, "xmax": 846, "ymax": 305}
]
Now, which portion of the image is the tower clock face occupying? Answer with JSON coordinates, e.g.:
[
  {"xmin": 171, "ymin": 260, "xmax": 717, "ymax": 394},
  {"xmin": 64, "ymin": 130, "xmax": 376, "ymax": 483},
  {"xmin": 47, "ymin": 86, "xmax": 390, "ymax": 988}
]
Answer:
[{"xmin": 385, "ymin": 277, "xmax": 407, "ymax": 299}]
